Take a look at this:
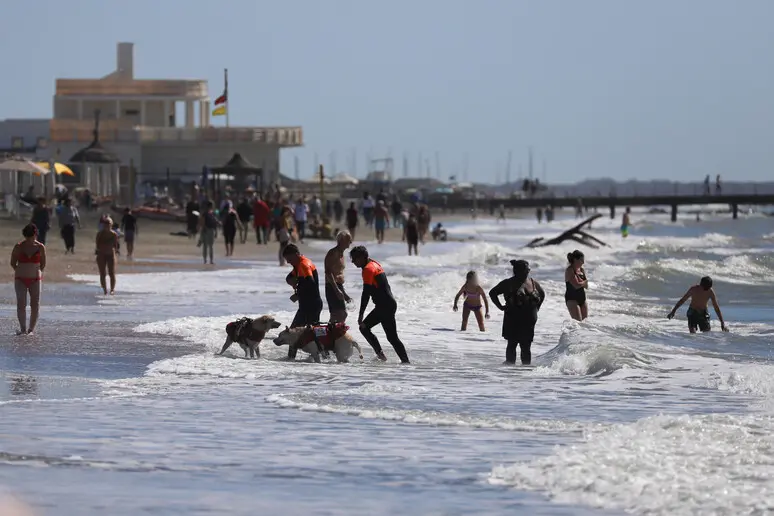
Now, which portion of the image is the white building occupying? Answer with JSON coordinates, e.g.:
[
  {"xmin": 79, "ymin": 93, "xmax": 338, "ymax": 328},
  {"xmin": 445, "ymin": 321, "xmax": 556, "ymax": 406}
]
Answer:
[{"xmin": 1, "ymin": 42, "xmax": 302, "ymax": 198}]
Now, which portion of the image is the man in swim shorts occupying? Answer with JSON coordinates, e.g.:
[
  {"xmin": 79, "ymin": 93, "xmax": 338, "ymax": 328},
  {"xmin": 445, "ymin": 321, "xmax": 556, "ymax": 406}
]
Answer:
[
  {"xmin": 324, "ymin": 230, "xmax": 353, "ymax": 322},
  {"xmin": 667, "ymin": 276, "xmax": 728, "ymax": 333},
  {"xmin": 350, "ymin": 245, "xmax": 410, "ymax": 363}
]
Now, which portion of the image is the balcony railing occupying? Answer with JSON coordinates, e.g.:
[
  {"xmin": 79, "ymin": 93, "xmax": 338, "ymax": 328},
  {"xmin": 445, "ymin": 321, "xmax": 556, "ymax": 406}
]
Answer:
[
  {"xmin": 55, "ymin": 79, "xmax": 209, "ymax": 98},
  {"xmin": 49, "ymin": 120, "xmax": 303, "ymax": 146}
]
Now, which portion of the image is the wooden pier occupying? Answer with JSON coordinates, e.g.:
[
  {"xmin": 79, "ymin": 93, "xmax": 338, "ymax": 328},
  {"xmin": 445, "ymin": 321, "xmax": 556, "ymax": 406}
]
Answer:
[{"xmin": 448, "ymin": 194, "xmax": 774, "ymax": 221}]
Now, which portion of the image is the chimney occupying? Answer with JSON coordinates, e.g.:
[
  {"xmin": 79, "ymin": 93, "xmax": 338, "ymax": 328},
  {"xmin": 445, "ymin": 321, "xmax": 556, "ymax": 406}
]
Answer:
[{"xmin": 116, "ymin": 42, "xmax": 134, "ymax": 79}]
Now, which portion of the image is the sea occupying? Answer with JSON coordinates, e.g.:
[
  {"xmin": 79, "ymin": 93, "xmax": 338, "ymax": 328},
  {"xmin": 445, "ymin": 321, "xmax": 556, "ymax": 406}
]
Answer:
[{"xmin": 0, "ymin": 207, "xmax": 773, "ymax": 515}]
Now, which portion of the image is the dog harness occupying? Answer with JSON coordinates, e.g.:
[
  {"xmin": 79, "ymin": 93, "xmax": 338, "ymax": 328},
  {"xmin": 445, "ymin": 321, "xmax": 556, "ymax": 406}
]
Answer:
[
  {"xmin": 227, "ymin": 317, "xmax": 265, "ymax": 343},
  {"xmin": 295, "ymin": 322, "xmax": 350, "ymax": 352}
]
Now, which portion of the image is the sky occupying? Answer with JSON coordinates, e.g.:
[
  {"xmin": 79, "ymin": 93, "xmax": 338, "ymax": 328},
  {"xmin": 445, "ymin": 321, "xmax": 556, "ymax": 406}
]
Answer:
[{"xmin": 1, "ymin": 0, "xmax": 773, "ymax": 183}]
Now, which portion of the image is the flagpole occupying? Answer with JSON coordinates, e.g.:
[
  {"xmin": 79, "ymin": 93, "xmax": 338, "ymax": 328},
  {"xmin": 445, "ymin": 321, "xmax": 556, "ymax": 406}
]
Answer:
[{"xmin": 224, "ymin": 68, "xmax": 230, "ymax": 128}]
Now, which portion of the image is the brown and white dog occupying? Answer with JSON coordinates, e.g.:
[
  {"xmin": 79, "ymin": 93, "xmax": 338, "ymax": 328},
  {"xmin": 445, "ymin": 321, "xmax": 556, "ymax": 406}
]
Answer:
[
  {"xmin": 273, "ymin": 323, "xmax": 364, "ymax": 363},
  {"xmin": 218, "ymin": 315, "xmax": 282, "ymax": 358}
]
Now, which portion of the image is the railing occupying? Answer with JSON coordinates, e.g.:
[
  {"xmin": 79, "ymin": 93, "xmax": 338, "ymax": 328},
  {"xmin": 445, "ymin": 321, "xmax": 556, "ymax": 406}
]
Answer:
[
  {"xmin": 55, "ymin": 79, "xmax": 209, "ymax": 98},
  {"xmin": 49, "ymin": 122, "xmax": 304, "ymax": 146}
]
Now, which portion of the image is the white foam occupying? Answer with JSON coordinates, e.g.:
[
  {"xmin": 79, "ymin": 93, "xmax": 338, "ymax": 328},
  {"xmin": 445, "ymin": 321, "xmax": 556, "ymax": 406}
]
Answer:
[{"xmin": 489, "ymin": 412, "xmax": 774, "ymax": 515}]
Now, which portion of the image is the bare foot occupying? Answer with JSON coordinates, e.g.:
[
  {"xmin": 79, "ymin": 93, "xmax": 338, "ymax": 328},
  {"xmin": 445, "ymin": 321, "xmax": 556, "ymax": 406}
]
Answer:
[
  {"xmin": 110, "ymin": 290, "xmax": 115, "ymax": 295},
  {"xmin": 16, "ymin": 329, "xmax": 26, "ymax": 336}
]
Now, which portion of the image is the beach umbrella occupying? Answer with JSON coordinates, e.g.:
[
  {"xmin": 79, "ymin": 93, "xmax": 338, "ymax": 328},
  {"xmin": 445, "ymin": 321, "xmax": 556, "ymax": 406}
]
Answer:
[
  {"xmin": 35, "ymin": 162, "xmax": 75, "ymax": 177},
  {"xmin": 0, "ymin": 154, "xmax": 49, "ymax": 174}
]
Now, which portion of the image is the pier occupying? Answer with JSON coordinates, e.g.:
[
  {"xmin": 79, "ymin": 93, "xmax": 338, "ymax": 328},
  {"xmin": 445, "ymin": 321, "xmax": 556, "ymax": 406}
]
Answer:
[{"xmin": 448, "ymin": 194, "xmax": 774, "ymax": 221}]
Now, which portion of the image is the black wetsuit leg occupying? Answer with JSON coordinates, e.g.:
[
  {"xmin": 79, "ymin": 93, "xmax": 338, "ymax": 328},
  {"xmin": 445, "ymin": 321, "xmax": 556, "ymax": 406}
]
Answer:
[
  {"xmin": 379, "ymin": 312, "xmax": 410, "ymax": 363},
  {"xmin": 360, "ymin": 309, "xmax": 386, "ymax": 358}
]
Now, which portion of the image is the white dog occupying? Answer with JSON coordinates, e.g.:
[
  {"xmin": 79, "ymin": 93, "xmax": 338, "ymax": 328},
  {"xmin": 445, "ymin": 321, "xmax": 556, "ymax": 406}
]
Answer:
[{"xmin": 272, "ymin": 323, "xmax": 363, "ymax": 363}]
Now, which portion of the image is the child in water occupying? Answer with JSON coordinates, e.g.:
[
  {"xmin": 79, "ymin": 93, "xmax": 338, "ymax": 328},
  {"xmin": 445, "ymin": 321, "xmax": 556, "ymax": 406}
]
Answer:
[{"xmin": 453, "ymin": 271, "xmax": 490, "ymax": 331}]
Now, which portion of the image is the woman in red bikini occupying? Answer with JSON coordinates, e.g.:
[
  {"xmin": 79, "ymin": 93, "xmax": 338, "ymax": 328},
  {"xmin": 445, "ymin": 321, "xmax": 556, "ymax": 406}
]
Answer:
[{"xmin": 10, "ymin": 224, "xmax": 46, "ymax": 335}]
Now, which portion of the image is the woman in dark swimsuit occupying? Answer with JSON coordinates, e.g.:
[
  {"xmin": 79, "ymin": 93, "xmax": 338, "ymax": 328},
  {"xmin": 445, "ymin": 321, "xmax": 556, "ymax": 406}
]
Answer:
[
  {"xmin": 222, "ymin": 207, "xmax": 242, "ymax": 257},
  {"xmin": 10, "ymin": 224, "xmax": 47, "ymax": 334},
  {"xmin": 565, "ymin": 249, "xmax": 588, "ymax": 321}
]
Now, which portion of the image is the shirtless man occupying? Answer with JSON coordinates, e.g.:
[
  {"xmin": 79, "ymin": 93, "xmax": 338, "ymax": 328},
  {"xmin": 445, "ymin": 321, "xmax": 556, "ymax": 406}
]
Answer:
[
  {"xmin": 324, "ymin": 230, "xmax": 353, "ymax": 322},
  {"xmin": 667, "ymin": 276, "xmax": 728, "ymax": 333}
]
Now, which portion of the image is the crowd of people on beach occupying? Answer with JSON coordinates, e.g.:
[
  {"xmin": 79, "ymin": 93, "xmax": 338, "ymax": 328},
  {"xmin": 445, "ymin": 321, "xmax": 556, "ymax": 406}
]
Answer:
[{"xmin": 183, "ymin": 187, "xmax": 437, "ymax": 266}]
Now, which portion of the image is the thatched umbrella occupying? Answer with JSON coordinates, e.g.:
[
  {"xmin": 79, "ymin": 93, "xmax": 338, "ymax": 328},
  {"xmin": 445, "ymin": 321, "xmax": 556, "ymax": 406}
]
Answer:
[
  {"xmin": 69, "ymin": 109, "xmax": 120, "ymax": 201},
  {"xmin": 210, "ymin": 153, "xmax": 264, "ymax": 201}
]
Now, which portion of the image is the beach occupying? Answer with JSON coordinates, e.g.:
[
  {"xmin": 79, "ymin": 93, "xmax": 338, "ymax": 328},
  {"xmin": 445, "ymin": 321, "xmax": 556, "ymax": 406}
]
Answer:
[{"xmin": 0, "ymin": 207, "xmax": 773, "ymax": 515}]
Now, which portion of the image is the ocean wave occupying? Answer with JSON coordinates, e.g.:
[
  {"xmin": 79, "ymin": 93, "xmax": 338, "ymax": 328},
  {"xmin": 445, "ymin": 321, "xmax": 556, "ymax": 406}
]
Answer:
[
  {"xmin": 489, "ymin": 412, "xmax": 774, "ymax": 515},
  {"xmin": 533, "ymin": 321, "xmax": 658, "ymax": 376},
  {"xmin": 266, "ymin": 393, "xmax": 598, "ymax": 434}
]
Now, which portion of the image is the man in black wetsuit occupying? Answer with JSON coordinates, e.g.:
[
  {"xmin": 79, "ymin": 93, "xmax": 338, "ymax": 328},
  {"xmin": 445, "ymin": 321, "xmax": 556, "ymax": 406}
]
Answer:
[
  {"xmin": 283, "ymin": 244, "xmax": 323, "ymax": 358},
  {"xmin": 350, "ymin": 245, "xmax": 410, "ymax": 364},
  {"xmin": 489, "ymin": 259, "xmax": 545, "ymax": 365}
]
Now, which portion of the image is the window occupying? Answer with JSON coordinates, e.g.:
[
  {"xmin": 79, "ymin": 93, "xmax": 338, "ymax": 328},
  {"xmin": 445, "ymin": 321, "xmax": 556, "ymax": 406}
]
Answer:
[
  {"xmin": 11, "ymin": 137, "xmax": 23, "ymax": 149},
  {"xmin": 36, "ymin": 137, "xmax": 48, "ymax": 149},
  {"xmin": 125, "ymin": 109, "xmax": 140, "ymax": 116}
]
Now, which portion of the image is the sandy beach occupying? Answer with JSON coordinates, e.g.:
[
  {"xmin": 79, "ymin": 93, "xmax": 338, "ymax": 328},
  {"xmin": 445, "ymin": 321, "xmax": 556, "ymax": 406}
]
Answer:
[{"xmin": 0, "ymin": 209, "xmax": 482, "ymax": 284}]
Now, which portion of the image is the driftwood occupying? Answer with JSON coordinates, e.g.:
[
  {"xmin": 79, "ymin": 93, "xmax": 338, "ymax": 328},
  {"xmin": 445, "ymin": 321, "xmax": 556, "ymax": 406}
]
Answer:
[{"xmin": 526, "ymin": 214, "xmax": 608, "ymax": 249}]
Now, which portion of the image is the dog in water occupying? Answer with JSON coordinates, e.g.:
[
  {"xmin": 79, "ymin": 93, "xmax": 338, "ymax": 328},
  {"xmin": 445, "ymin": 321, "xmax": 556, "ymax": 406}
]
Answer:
[
  {"xmin": 273, "ymin": 323, "xmax": 363, "ymax": 363},
  {"xmin": 218, "ymin": 315, "xmax": 281, "ymax": 358}
]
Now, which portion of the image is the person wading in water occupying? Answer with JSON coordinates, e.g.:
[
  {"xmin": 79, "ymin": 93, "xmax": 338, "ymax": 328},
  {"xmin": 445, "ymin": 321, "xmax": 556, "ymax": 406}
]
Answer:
[
  {"xmin": 95, "ymin": 217, "xmax": 119, "ymax": 295},
  {"xmin": 667, "ymin": 276, "xmax": 729, "ymax": 333},
  {"xmin": 489, "ymin": 259, "xmax": 545, "ymax": 365},
  {"xmin": 283, "ymin": 244, "xmax": 323, "ymax": 358},
  {"xmin": 565, "ymin": 250, "xmax": 589, "ymax": 321},
  {"xmin": 324, "ymin": 230, "xmax": 353, "ymax": 322},
  {"xmin": 350, "ymin": 245, "xmax": 410, "ymax": 364},
  {"xmin": 10, "ymin": 224, "xmax": 46, "ymax": 334}
]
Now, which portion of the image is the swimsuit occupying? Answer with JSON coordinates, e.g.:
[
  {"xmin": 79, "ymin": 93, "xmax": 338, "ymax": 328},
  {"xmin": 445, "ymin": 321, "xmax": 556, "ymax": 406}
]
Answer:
[
  {"xmin": 565, "ymin": 271, "xmax": 587, "ymax": 306},
  {"xmin": 16, "ymin": 245, "xmax": 42, "ymax": 287},
  {"xmin": 687, "ymin": 307, "xmax": 711, "ymax": 332},
  {"xmin": 463, "ymin": 289, "xmax": 482, "ymax": 311},
  {"xmin": 325, "ymin": 282, "xmax": 348, "ymax": 312}
]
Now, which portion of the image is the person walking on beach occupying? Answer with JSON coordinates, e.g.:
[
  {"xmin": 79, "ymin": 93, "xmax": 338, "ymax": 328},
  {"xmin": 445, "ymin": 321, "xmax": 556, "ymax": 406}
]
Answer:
[
  {"xmin": 57, "ymin": 198, "xmax": 80, "ymax": 254},
  {"xmin": 346, "ymin": 202, "xmax": 359, "ymax": 240},
  {"xmin": 374, "ymin": 200, "xmax": 390, "ymax": 244},
  {"xmin": 30, "ymin": 198, "xmax": 51, "ymax": 244},
  {"xmin": 667, "ymin": 276, "xmax": 729, "ymax": 333},
  {"xmin": 221, "ymin": 205, "xmax": 242, "ymax": 257},
  {"xmin": 350, "ymin": 245, "xmax": 410, "ymax": 364},
  {"xmin": 324, "ymin": 230, "xmax": 353, "ymax": 322},
  {"xmin": 565, "ymin": 250, "xmax": 589, "ymax": 321},
  {"xmin": 198, "ymin": 201, "xmax": 219, "ymax": 265},
  {"xmin": 404, "ymin": 214, "xmax": 419, "ymax": 255},
  {"xmin": 294, "ymin": 197, "xmax": 309, "ymax": 243},
  {"xmin": 489, "ymin": 259, "xmax": 545, "ymax": 365},
  {"xmin": 252, "ymin": 194, "xmax": 271, "ymax": 245},
  {"xmin": 453, "ymin": 271, "xmax": 490, "ymax": 331},
  {"xmin": 236, "ymin": 197, "xmax": 252, "ymax": 244},
  {"xmin": 95, "ymin": 217, "xmax": 119, "ymax": 295},
  {"xmin": 120, "ymin": 208, "xmax": 138, "ymax": 259},
  {"xmin": 10, "ymin": 224, "xmax": 46, "ymax": 334}
]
